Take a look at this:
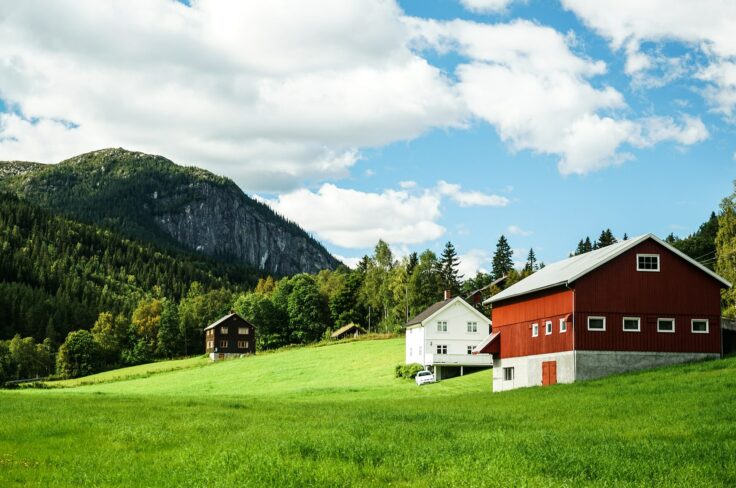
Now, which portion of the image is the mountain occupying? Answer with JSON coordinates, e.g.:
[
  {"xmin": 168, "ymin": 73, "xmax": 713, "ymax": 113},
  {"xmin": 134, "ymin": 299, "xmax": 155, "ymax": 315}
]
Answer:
[{"xmin": 0, "ymin": 148, "xmax": 339, "ymax": 275}]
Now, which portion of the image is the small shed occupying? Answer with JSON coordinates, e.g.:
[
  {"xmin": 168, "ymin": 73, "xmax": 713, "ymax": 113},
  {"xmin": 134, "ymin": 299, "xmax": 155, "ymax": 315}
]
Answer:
[
  {"xmin": 204, "ymin": 313, "xmax": 256, "ymax": 361},
  {"xmin": 331, "ymin": 323, "xmax": 366, "ymax": 340}
]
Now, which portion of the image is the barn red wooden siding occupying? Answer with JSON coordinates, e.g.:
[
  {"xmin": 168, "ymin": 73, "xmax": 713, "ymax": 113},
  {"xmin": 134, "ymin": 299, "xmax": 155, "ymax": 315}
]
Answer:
[
  {"xmin": 573, "ymin": 240, "xmax": 722, "ymax": 354},
  {"xmin": 492, "ymin": 288, "xmax": 574, "ymax": 359}
]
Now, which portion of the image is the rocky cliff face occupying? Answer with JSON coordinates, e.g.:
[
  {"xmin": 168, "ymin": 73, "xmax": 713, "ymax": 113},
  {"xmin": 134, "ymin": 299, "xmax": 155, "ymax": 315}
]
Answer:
[{"xmin": 0, "ymin": 148, "xmax": 340, "ymax": 275}]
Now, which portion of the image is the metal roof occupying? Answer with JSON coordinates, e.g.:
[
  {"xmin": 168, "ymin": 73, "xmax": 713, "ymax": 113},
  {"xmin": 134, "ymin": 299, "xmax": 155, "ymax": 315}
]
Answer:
[
  {"xmin": 472, "ymin": 331, "xmax": 499, "ymax": 354},
  {"xmin": 405, "ymin": 298, "xmax": 454, "ymax": 326},
  {"xmin": 203, "ymin": 313, "xmax": 254, "ymax": 331},
  {"xmin": 485, "ymin": 234, "xmax": 731, "ymax": 305},
  {"xmin": 330, "ymin": 322, "xmax": 366, "ymax": 338}
]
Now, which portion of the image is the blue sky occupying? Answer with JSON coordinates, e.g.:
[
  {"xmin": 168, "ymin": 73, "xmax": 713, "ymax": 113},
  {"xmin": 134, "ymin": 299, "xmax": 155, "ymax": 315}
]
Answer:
[{"xmin": 1, "ymin": 1, "xmax": 734, "ymax": 275}]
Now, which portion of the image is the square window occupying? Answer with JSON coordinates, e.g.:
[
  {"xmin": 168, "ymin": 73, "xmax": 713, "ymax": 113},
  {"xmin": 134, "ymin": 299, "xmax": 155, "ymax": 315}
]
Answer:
[
  {"xmin": 503, "ymin": 367, "xmax": 514, "ymax": 381},
  {"xmin": 467, "ymin": 322, "xmax": 478, "ymax": 333},
  {"xmin": 691, "ymin": 319, "xmax": 709, "ymax": 334},
  {"xmin": 532, "ymin": 323, "xmax": 539, "ymax": 337},
  {"xmin": 467, "ymin": 345, "xmax": 473, "ymax": 355},
  {"xmin": 637, "ymin": 254, "xmax": 660, "ymax": 272},
  {"xmin": 238, "ymin": 327, "xmax": 248, "ymax": 335},
  {"xmin": 221, "ymin": 326, "xmax": 228, "ymax": 334},
  {"xmin": 436, "ymin": 344, "xmax": 447, "ymax": 354},
  {"xmin": 437, "ymin": 321, "xmax": 447, "ymax": 332},
  {"xmin": 559, "ymin": 318, "xmax": 567, "ymax": 333},
  {"xmin": 623, "ymin": 317, "xmax": 641, "ymax": 332},
  {"xmin": 545, "ymin": 321, "xmax": 552, "ymax": 335},
  {"xmin": 588, "ymin": 316, "xmax": 606, "ymax": 331},
  {"xmin": 657, "ymin": 318, "xmax": 675, "ymax": 333}
]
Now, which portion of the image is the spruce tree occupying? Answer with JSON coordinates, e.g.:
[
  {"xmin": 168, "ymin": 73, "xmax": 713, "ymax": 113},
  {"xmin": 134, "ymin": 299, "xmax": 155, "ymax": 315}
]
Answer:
[
  {"xmin": 524, "ymin": 248, "xmax": 538, "ymax": 273},
  {"xmin": 492, "ymin": 235, "xmax": 514, "ymax": 280},
  {"xmin": 439, "ymin": 241, "xmax": 462, "ymax": 294}
]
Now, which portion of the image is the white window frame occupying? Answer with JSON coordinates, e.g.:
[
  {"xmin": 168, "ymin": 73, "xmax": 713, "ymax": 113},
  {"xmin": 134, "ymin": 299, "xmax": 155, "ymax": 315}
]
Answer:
[
  {"xmin": 545, "ymin": 321, "xmax": 553, "ymax": 335},
  {"xmin": 657, "ymin": 318, "xmax": 675, "ymax": 333},
  {"xmin": 636, "ymin": 253, "xmax": 660, "ymax": 272},
  {"xmin": 467, "ymin": 345, "xmax": 473, "ymax": 355},
  {"xmin": 503, "ymin": 367, "xmax": 514, "ymax": 381},
  {"xmin": 409, "ymin": 347, "xmax": 413, "ymax": 356},
  {"xmin": 587, "ymin": 316, "xmax": 606, "ymax": 331},
  {"xmin": 436, "ymin": 344, "xmax": 448, "ymax": 354},
  {"xmin": 532, "ymin": 323, "xmax": 539, "ymax": 337},
  {"xmin": 691, "ymin": 319, "xmax": 709, "ymax": 334},
  {"xmin": 559, "ymin": 318, "xmax": 567, "ymax": 333},
  {"xmin": 467, "ymin": 321, "xmax": 478, "ymax": 333},
  {"xmin": 622, "ymin": 316, "xmax": 641, "ymax": 332},
  {"xmin": 418, "ymin": 346, "xmax": 422, "ymax": 355},
  {"xmin": 437, "ymin": 321, "xmax": 448, "ymax": 333}
]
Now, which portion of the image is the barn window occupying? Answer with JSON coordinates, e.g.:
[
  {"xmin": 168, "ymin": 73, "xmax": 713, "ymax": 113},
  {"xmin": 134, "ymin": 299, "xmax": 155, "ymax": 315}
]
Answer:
[
  {"xmin": 545, "ymin": 321, "xmax": 553, "ymax": 335},
  {"xmin": 221, "ymin": 326, "xmax": 229, "ymax": 334},
  {"xmin": 559, "ymin": 318, "xmax": 567, "ymax": 333},
  {"xmin": 587, "ymin": 316, "xmax": 606, "ymax": 331},
  {"xmin": 436, "ymin": 344, "xmax": 448, "ymax": 354},
  {"xmin": 238, "ymin": 327, "xmax": 249, "ymax": 335},
  {"xmin": 658, "ymin": 318, "xmax": 675, "ymax": 333},
  {"xmin": 636, "ymin": 254, "xmax": 660, "ymax": 272},
  {"xmin": 437, "ymin": 321, "xmax": 447, "ymax": 332},
  {"xmin": 532, "ymin": 323, "xmax": 539, "ymax": 337},
  {"xmin": 503, "ymin": 367, "xmax": 514, "ymax": 381},
  {"xmin": 691, "ymin": 319, "xmax": 709, "ymax": 334},
  {"xmin": 623, "ymin": 317, "xmax": 641, "ymax": 332},
  {"xmin": 467, "ymin": 321, "xmax": 478, "ymax": 333},
  {"xmin": 220, "ymin": 340, "xmax": 228, "ymax": 348}
]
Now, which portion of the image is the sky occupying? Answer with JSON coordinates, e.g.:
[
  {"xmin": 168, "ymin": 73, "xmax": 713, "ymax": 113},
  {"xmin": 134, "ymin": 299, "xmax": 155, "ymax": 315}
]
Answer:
[{"xmin": 1, "ymin": 0, "xmax": 735, "ymax": 276}]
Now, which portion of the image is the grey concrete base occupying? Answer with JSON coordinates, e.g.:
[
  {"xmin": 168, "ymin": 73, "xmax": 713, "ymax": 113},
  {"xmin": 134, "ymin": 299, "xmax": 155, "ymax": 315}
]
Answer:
[
  {"xmin": 492, "ymin": 351, "xmax": 575, "ymax": 392},
  {"xmin": 575, "ymin": 350, "xmax": 719, "ymax": 381}
]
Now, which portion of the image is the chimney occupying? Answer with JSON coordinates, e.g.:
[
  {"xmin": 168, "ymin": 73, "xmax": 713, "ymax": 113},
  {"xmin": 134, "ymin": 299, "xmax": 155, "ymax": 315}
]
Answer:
[{"xmin": 444, "ymin": 290, "xmax": 451, "ymax": 300}]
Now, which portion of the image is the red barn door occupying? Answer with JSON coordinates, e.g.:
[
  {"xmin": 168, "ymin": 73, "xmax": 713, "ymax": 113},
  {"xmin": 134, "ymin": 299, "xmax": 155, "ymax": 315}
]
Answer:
[{"xmin": 542, "ymin": 361, "xmax": 557, "ymax": 386}]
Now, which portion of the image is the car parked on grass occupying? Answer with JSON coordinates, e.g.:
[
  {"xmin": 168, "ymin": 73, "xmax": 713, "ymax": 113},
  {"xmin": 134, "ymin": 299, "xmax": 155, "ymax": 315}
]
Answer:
[{"xmin": 415, "ymin": 370, "xmax": 435, "ymax": 385}]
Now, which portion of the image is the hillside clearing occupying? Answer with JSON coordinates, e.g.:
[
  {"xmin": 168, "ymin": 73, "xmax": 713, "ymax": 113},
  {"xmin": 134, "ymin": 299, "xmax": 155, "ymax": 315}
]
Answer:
[{"xmin": 2, "ymin": 338, "xmax": 736, "ymax": 487}]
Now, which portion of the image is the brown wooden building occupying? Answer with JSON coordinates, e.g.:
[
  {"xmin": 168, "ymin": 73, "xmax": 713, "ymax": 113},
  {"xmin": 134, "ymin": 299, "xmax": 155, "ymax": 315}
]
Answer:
[
  {"xmin": 204, "ymin": 313, "xmax": 256, "ymax": 361},
  {"xmin": 331, "ymin": 323, "xmax": 367, "ymax": 340},
  {"xmin": 475, "ymin": 234, "xmax": 730, "ymax": 392}
]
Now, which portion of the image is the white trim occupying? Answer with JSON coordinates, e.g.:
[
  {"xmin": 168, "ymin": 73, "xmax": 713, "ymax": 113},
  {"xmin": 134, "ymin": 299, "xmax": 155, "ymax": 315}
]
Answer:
[
  {"xmin": 657, "ymin": 318, "xmax": 675, "ymax": 333},
  {"xmin": 545, "ymin": 320, "xmax": 553, "ymax": 335},
  {"xmin": 587, "ymin": 316, "xmax": 606, "ymax": 331},
  {"xmin": 436, "ymin": 320, "xmax": 448, "ymax": 333},
  {"xmin": 691, "ymin": 318, "xmax": 709, "ymax": 334},
  {"xmin": 559, "ymin": 317, "xmax": 567, "ymax": 333},
  {"xmin": 636, "ymin": 253, "xmax": 660, "ymax": 272},
  {"xmin": 622, "ymin": 316, "xmax": 641, "ymax": 332},
  {"xmin": 532, "ymin": 323, "xmax": 539, "ymax": 337}
]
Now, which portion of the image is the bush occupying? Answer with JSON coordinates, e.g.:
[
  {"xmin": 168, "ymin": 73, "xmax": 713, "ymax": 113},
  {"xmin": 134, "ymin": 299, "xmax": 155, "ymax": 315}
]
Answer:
[
  {"xmin": 56, "ymin": 330, "xmax": 100, "ymax": 379},
  {"xmin": 395, "ymin": 363, "xmax": 424, "ymax": 379}
]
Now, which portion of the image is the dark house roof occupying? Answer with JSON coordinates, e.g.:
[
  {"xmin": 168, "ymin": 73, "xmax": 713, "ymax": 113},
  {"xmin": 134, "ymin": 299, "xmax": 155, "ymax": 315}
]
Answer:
[
  {"xmin": 203, "ymin": 313, "xmax": 253, "ymax": 331},
  {"xmin": 331, "ymin": 322, "xmax": 366, "ymax": 338},
  {"xmin": 405, "ymin": 298, "xmax": 454, "ymax": 327}
]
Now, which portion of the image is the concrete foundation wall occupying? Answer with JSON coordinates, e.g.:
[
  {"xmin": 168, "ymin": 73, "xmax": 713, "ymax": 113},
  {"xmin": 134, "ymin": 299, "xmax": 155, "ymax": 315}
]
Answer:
[
  {"xmin": 574, "ymin": 350, "xmax": 719, "ymax": 381},
  {"xmin": 492, "ymin": 351, "xmax": 575, "ymax": 392},
  {"xmin": 209, "ymin": 352, "xmax": 249, "ymax": 361}
]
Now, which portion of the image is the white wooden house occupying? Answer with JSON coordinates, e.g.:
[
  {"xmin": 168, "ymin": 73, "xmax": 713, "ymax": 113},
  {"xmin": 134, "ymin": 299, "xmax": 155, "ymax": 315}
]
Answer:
[{"xmin": 405, "ymin": 292, "xmax": 493, "ymax": 380}]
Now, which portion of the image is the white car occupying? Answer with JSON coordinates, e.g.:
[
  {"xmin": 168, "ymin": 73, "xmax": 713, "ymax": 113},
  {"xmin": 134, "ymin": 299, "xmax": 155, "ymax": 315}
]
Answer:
[{"xmin": 415, "ymin": 370, "xmax": 436, "ymax": 385}]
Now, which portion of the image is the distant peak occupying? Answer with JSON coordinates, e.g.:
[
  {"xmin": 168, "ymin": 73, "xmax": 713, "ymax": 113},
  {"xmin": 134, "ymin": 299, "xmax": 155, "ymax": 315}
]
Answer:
[{"xmin": 59, "ymin": 148, "xmax": 176, "ymax": 166}]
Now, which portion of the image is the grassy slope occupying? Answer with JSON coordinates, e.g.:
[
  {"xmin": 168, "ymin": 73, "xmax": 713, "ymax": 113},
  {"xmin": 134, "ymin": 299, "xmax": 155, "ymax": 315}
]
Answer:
[{"xmin": 2, "ymin": 338, "xmax": 736, "ymax": 487}]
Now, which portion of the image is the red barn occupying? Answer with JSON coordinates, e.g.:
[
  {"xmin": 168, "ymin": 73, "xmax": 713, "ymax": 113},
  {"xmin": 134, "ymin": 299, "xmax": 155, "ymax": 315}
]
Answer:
[{"xmin": 475, "ymin": 234, "xmax": 730, "ymax": 392}]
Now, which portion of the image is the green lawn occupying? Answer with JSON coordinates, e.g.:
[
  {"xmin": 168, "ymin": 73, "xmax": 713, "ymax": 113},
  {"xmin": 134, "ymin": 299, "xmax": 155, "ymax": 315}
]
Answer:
[{"xmin": 2, "ymin": 338, "xmax": 736, "ymax": 487}]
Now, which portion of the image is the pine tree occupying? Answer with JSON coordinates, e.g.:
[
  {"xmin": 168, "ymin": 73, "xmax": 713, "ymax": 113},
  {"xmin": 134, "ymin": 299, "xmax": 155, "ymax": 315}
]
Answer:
[
  {"xmin": 623, "ymin": 233, "xmax": 629, "ymax": 241},
  {"xmin": 596, "ymin": 228, "xmax": 617, "ymax": 248},
  {"xmin": 492, "ymin": 235, "xmax": 514, "ymax": 280},
  {"xmin": 583, "ymin": 237, "xmax": 593, "ymax": 253},
  {"xmin": 439, "ymin": 241, "xmax": 462, "ymax": 294},
  {"xmin": 524, "ymin": 248, "xmax": 538, "ymax": 273}
]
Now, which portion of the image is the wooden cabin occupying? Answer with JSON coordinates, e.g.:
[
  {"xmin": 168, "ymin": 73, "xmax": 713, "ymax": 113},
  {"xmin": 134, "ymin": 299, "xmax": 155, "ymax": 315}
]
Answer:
[
  {"xmin": 204, "ymin": 313, "xmax": 256, "ymax": 361},
  {"xmin": 331, "ymin": 323, "xmax": 367, "ymax": 340}
]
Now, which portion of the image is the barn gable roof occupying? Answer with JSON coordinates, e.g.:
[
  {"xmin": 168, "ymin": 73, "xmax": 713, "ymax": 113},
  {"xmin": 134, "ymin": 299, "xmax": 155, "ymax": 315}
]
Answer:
[
  {"xmin": 203, "ymin": 313, "xmax": 254, "ymax": 331},
  {"xmin": 486, "ymin": 234, "xmax": 731, "ymax": 305}
]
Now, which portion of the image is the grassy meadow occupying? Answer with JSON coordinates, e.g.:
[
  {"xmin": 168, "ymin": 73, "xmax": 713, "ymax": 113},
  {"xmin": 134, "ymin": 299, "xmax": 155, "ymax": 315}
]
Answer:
[{"xmin": 1, "ymin": 337, "xmax": 736, "ymax": 487}]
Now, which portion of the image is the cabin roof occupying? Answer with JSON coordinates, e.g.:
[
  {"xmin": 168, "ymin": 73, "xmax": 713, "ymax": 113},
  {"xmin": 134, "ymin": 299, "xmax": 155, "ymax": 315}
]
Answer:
[
  {"xmin": 203, "ymin": 313, "xmax": 253, "ymax": 331},
  {"xmin": 486, "ymin": 234, "xmax": 731, "ymax": 305},
  {"xmin": 330, "ymin": 322, "xmax": 366, "ymax": 338}
]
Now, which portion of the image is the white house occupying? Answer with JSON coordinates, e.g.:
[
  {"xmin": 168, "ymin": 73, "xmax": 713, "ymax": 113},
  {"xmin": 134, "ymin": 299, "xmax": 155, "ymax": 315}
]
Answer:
[{"xmin": 405, "ymin": 292, "xmax": 493, "ymax": 380}]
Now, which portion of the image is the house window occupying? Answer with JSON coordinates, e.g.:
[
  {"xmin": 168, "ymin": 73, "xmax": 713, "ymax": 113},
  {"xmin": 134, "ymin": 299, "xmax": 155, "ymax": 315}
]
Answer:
[
  {"xmin": 437, "ymin": 321, "xmax": 447, "ymax": 332},
  {"xmin": 467, "ymin": 321, "xmax": 478, "ymax": 333},
  {"xmin": 418, "ymin": 346, "xmax": 422, "ymax": 355},
  {"xmin": 220, "ymin": 340, "xmax": 228, "ymax": 348},
  {"xmin": 691, "ymin": 319, "xmax": 709, "ymax": 334},
  {"xmin": 237, "ymin": 340, "xmax": 249, "ymax": 348},
  {"xmin": 409, "ymin": 347, "xmax": 413, "ymax": 356},
  {"xmin": 467, "ymin": 345, "xmax": 473, "ymax": 355},
  {"xmin": 436, "ymin": 344, "xmax": 448, "ymax": 354},
  {"xmin": 221, "ymin": 326, "xmax": 229, "ymax": 334},
  {"xmin": 503, "ymin": 367, "xmax": 514, "ymax": 381},
  {"xmin": 545, "ymin": 321, "xmax": 552, "ymax": 335},
  {"xmin": 532, "ymin": 323, "xmax": 539, "ymax": 337},
  {"xmin": 637, "ymin": 254, "xmax": 660, "ymax": 272},
  {"xmin": 657, "ymin": 318, "xmax": 675, "ymax": 333},
  {"xmin": 207, "ymin": 340, "xmax": 214, "ymax": 349},
  {"xmin": 623, "ymin": 317, "xmax": 641, "ymax": 332},
  {"xmin": 587, "ymin": 316, "xmax": 606, "ymax": 331},
  {"xmin": 238, "ymin": 327, "xmax": 249, "ymax": 335},
  {"xmin": 559, "ymin": 318, "xmax": 567, "ymax": 333}
]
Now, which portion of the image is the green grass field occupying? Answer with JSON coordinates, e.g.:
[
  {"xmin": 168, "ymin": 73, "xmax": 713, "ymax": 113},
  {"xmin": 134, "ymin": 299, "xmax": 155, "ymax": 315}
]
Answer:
[{"xmin": 2, "ymin": 337, "xmax": 736, "ymax": 487}]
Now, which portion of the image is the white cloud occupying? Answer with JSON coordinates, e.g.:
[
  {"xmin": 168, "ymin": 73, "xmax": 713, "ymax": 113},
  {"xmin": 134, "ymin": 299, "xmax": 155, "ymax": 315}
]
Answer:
[
  {"xmin": 437, "ymin": 180, "xmax": 509, "ymax": 207},
  {"xmin": 333, "ymin": 254, "xmax": 362, "ymax": 269},
  {"xmin": 459, "ymin": 0, "xmax": 514, "ymax": 14},
  {"xmin": 562, "ymin": 0, "xmax": 736, "ymax": 117},
  {"xmin": 0, "ymin": 0, "xmax": 466, "ymax": 191},
  {"xmin": 458, "ymin": 249, "xmax": 491, "ymax": 278},
  {"xmin": 507, "ymin": 225, "xmax": 532, "ymax": 237},
  {"xmin": 399, "ymin": 180, "xmax": 417, "ymax": 188},
  {"xmin": 265, "ymin": 183, "xmax": 445, "ymax": 248},
  {"xmin": 408, "ymin": 18, "xmax": 708, "ymax": 175}
]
